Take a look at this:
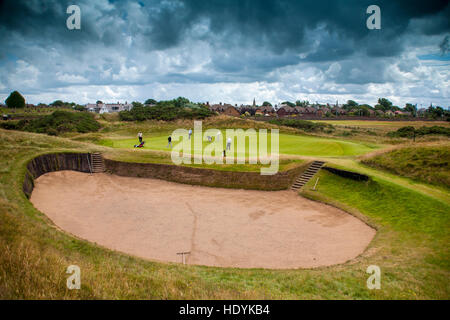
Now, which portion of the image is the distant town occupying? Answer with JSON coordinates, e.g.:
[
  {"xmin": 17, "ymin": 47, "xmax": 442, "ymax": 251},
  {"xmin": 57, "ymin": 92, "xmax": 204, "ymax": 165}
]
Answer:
[{"xmin": 2, "ymin": 95, "xmax": 449, "ymax": 120}]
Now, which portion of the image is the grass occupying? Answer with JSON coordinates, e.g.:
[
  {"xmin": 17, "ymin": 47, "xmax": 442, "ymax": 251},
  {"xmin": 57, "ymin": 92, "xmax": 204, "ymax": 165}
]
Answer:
[
  {"xmin": 301, "ymin": 170, "xmax": 450, "ymax": 299},
  {"xmin": 361, "ymin": 144, "xmax": 450, "ymax": 189},
  {"xmin": 313, "ymin": 120, "xmax": 450, "ymax": 129},
  {"xmin": 0, "ymin": 117, "xmax": 449, "ymax": 299},
  {"xmin": 98, "ymin": 132, "xmax": 379, "ymax": 158}
]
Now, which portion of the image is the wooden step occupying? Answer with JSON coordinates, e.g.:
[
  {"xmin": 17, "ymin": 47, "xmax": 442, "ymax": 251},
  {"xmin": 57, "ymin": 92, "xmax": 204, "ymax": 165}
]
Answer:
[
  {"xmin": 90, "ymin": 153, "xmax": 105, "ymax": 173},
  {"xmin": 291, "ymin": 160, "xmax": 326, "ymax": 190}
]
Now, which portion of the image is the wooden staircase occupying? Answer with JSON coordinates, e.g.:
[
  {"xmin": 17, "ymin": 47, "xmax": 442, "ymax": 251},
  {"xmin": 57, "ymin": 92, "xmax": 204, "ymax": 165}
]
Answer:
[
  {"xmin": 90, "ymin": 153, "xmax": 105, "ymax": 173},
  {"xmin": 291, "ymin": 161, "xmax": 326, "ymax": 191}
]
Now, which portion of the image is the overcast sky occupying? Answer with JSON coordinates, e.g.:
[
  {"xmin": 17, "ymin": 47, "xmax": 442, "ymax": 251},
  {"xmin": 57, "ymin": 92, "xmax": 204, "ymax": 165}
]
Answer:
[{"xmin": 0, "ymin": 0, "xmax": 449, "ymax": 107}]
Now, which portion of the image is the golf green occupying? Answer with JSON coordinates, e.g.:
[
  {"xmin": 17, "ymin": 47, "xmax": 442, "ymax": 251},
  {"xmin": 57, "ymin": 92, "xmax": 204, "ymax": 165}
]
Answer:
[{"xmin": 100, "ymin": 132, "xmax": 379, "ymax": 157}]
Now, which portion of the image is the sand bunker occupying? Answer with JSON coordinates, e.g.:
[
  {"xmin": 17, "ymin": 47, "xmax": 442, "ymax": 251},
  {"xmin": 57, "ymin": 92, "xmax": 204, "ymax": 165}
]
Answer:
[{"xmin": 30, "ymin": 171, "xmax": 375, "ymax": 269}]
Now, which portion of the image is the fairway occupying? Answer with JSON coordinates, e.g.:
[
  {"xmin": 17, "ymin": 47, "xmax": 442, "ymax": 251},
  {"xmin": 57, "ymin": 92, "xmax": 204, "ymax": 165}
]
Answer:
[
  {"xmin": 313, "ymin": 120, "xmax": 450, "ymax": 129},
  {"xmin": 100, "ymin": 132, "xmax": 379, "ymax": 157}
]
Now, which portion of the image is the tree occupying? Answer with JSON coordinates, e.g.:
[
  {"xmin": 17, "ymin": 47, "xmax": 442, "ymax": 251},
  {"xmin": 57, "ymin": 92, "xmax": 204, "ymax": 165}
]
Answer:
[
  {"xmin": 174, "ymin": 97, "xmax": 190, "ymax": 108},
  {"xmin": 131, "ymin": 101, "xmax": 144, "ymax": 109},
  {"xmin": 296, "ymin": 100, "xmax": 309, "ymax": 107},
  {"xmin": 145, "ymin": 99, "xmax": 157, "ymax": 105},
  {"xmin": 347, "ymin": 100, "xmax": 358, "ymax": 107},
  {"xmin": 281, "ymin": 101, "xmax": 295, "ymax": 107},
  {"xmin": 50, "ymin": 100, "xmax": 65, "ymax": 107},
  {"xmin": 96, "ymin": 100, "xmax": 103, "ymax": 105},
  {"xmin": 74, "ymin": 104, "xmax": 86, "ymax": 112},
  {"xmin": 5, "ymin": 91, "xmax": 26, "ymax": 108},
  {"xmin": 427, "ymin": 105, "xmax": 444, "ymax": 119},
  {"xmin": 376, "ymin": 98, "xmax": 393, "ymax": 112},
  {"xmin": 262, "ymin": 101, "xmax": 272, "ymax": 107},
  {"xmin": 404, "ymin": 103, "xmax": 417, "ymax": 116}
]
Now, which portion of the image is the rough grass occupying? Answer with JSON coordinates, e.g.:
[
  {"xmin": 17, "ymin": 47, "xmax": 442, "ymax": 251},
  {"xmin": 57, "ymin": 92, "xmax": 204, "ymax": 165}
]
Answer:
[
  {"xmin": 361, "ymin": 144, "xmax": 450, "ymax": 189},
  {"xmin": 0, "ymin": 110, "xmax": 101, "ymax": 136},
  {"xmin": 0, "ymin": 128, "xmax": 449, "ymax": 299}
]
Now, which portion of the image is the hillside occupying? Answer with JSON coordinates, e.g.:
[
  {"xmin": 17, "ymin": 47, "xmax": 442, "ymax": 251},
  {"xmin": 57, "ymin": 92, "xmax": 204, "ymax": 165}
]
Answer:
[{"xmin": 362, "ymin": 144, "xmax": 450, "ymax": 188}]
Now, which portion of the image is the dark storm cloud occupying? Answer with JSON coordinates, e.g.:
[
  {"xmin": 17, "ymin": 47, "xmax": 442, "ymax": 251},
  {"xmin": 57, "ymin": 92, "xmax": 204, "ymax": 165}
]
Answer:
[
  {"xmin": 142, "ymin": 0, "xmax": 449, "ymax": 55},
  {"xmin": 2, "ymin": 0, "xmax": 448, "ymax": 55},
  {"xmin": 0, "ymin": 0, "xmax": 105, "ymax": 46},
  {"xmin": 0, "ymin": 0, "xmax": 449, "ymax": 100}
]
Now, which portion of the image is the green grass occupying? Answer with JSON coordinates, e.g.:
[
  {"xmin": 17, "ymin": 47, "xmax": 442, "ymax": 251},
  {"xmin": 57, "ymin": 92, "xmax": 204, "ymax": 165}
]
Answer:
[
  {"xmin": 301, "ymin": 170, "xmax": 450, "ymax": 299},
  {"xmin": 0, "ymin": 127, "xmax": 449, "ymax": 299},
  {"xmin": 362, "ymin": 145, "xmax": 450, "ymax": 189},
  {"xmin": 99, "ymin": 131, "xmax": 378, "ymax": 157},
  {"xmin": 313, "ymin": 120, "xmax": 450, "ymax": 129}
]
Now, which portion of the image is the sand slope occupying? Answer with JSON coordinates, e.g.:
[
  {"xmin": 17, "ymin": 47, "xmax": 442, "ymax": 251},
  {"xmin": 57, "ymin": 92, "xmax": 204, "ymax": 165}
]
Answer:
[{"xmin": 30, "ymin": 171, "xmax": 375, "ymax": 269}]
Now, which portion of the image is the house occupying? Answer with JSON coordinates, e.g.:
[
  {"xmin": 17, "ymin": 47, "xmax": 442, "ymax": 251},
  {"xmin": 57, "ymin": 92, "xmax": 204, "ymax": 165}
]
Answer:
[
  {"xmin": 304, "ymin": 106, "xmax": 317, "ymax": 115},
  {"xmin": 331, "ymin": 107, "xmax": 346, "ymax": 115},
  {"xmin": 394, "ymin": 110, "xmax": 411, "ymax": 117},
  {"xmin": 417, "ymin": 108, "xmax": 427, "ymax": 117},
  {"xmin": 255, "ymin": 109, "xmax": 264, "ymax": 116},
  {"xmin": 86, "ymin": 103, "xmax": 98, "ymax": 112},
  {"xmin": 257, "ymin": 105, "xmax": 275, "ymax": 116},
  {"xmin": 99, "ymin": 106, "xmax": 109, "ymax": 114},
  {"xmin": 385, "ymin": 110, "xmax": 394, "ymax": 117},
  {"xmin": 317, "ymin": 107, "xmax": 331, "ymax": 117},
  {"xmin": 276, "ymin": 105, "xmax": 296, "ymax": 117},
  {"xmin": 294, "ymin": 106, "xmax": 306, "ymax": 114},
  {"xmin": 209, "ymin": 103, "xmax": 240, "ymax": 117},
  {"xmin": 223, "ymin": 105, "xmax": 240, "ymax": 117},
  {"xmin": 86, "ymin": 102, "xmax": 132, "ymax": 113},
  {"xmin": 104, "ymin": 102, "xmax": 133, "ymax": 112}
]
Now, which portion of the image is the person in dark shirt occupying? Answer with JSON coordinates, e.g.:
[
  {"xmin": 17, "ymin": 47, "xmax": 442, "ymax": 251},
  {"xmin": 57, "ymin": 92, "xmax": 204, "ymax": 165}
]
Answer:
[{"xmin": 167, "ymin": 136, "xmax": 172, "ymax": 148}]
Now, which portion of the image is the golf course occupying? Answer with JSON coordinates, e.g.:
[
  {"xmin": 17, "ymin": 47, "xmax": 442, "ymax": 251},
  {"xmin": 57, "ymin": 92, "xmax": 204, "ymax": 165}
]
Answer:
[{"xmin": 0, "ymin": 112, "xmax": 449, "ymax": 299}]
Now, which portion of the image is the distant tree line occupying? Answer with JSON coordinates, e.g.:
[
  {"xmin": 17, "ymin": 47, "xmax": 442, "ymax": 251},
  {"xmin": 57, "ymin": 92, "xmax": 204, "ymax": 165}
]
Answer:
[
  {"xmin": 0, "ymin": 110, "xmax": 100, "ymax": 135},
  {"xmin": 119, "ymin": 97, "xmax": 215, "ymax": 121}
]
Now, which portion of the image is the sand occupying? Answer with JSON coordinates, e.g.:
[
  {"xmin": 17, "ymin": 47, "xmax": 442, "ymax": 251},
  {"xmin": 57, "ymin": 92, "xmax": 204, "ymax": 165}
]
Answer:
[{"xmin": 30, "ymin": 171, "xmax": 375, "ymax": 269}]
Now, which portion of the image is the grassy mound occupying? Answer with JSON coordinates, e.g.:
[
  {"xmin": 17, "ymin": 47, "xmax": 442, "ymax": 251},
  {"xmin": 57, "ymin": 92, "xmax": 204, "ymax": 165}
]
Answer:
[
  {"xmin": 269, "ymin": 119, "xmax": 334, "ymax": 132},
  {"xmin": 119, "ymin": 103, "xmax": 214, "ymax": 121},
  {"xmin": 1, "ymin": 111, "xmax": 101, "ymax": 135},
  {"xmin": 387, "ymin": 126, "xmax": 450, "ymax": 138},
  {"xmin": 362, "ymin": 145, "xmax": 450, "ymax": 188}
]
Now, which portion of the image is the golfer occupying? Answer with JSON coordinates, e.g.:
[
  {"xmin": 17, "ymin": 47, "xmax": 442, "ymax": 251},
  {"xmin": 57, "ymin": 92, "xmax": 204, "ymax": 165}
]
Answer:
[
  {"xmin": 138, "ymin": 132, "xmax": 143, "ymax": 143},
  {"xmin": 226, "ymin": 137, "xmax": 232, "ymax": 150},
  {"xmin": 167, "ymin": 135, "xmax": 172, "ymax": 148},
  {"xmin": 188, "ymin": 128, "xmax": 192, "ymax": 140}
]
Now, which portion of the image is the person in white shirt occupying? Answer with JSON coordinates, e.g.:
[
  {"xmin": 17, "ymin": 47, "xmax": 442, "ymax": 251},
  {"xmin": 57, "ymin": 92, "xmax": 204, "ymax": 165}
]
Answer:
[
  {"xmin": 188, "ymin": 129, "xmax": 192, "ymax": 140},
  {"xmin": 138, "ymin": 132, "xmax": 143, "ymax": 143},
  {"xmin": 226, "ymin": 137, "xmax": 232, "ymax": 150}
]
